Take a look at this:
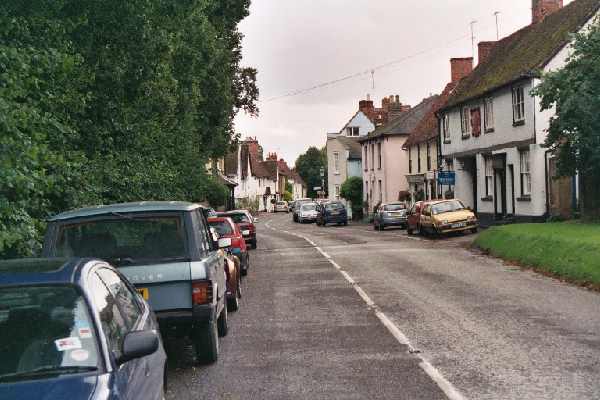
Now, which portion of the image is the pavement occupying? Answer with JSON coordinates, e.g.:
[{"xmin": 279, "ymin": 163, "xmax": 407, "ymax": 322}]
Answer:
[{"xmin": 166, "ymin": 213, "xmax": 600, "ymax": 400}]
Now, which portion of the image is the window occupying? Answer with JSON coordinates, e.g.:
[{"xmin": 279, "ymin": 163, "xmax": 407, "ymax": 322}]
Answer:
[
  {"xmin": 426, "ymin": 142, "xmax": 432, "ymax": 171},
  {"xmin": 97, "ymin": 268, "xmax": 143, "ymax": 329},
  {"xmin": 364, "ymin": 146, "xmax": 368, "ymax": 171},
  {"xmin": 417, "ymin": 144, "xmax": 422, "ymax": 173},
  {"xmin": 333, "ymin": 152, "xmax": 340, "ymax": 174},
  {"xmin": 335, "ymin": 185, "xmax": 340, "ymax": 200},
  {"xmin": 377, "ymin": 143, "xmax": 382, "ymax": 169},
  {"xmin": 470, "ymin": 107, "xmax": 481, "ymax": 137},
  {"xmin": 520, "ymin": 150, "xmax": 531, "ymax": 196},
  {"xmin": 370, "ymin": 144, "xmax": 375, "ymax": 170},
  {"xmin": 461, "ymin": 107, "xmax": 471, "ymax": 137},
  {"xmin": 512, "ymin": 86, "xmax": 525, "ymax": 124},
  {"xmin": 484, "ymin": 98, "xmax": 494, "ymax": 131},
  {"xmin": 485, "ymin": 156, "xmax": 494, "ymax": 197},
  {"xmin": 365, "ymin": 181, "xmax": 369, "ymax": 202},
  {"xmin": 408, "ymin": 147, "xmax": 413, "ymax": 174},
  {"xmin": 378, "ymin": 180, "xmax": 382, "ymax": 203},
  {"xmin": 442, "ymin": 114, "xmax": 450, "ymax": 142},
  {"xmin": 346, "ymin": 126, "xmax": 359, "ymax": 136}
]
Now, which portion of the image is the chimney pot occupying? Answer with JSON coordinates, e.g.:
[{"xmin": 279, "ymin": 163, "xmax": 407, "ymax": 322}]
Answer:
[
  {"xmin": 532, "ymin": 0, "xmax": 563, "ymax": 24},
  {"xmin": 450, "ymin": 57, "xmax": 474, "ymax": 83}
]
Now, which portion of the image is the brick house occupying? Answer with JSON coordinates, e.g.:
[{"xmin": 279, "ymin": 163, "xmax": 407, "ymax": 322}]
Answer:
[{"xmin": 438, "ymin": 0, "xmax": 600, "ymax": 224}]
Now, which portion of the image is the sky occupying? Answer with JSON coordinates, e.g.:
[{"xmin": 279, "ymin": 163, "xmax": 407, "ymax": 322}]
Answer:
[{"xmin": 234, "ymin": 0, "xmax": 573, "ymax": 165}]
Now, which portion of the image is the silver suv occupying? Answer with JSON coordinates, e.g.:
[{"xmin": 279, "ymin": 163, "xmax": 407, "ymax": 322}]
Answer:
[{"xmin": 42, "ymin": 201, "xmax": 228, "ymax": 363}]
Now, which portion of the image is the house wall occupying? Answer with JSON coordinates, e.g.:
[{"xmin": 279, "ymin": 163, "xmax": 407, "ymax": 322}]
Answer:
[
  {"xmin": 406, "ymin": 139, "xmax": 439, "ymax": 201},
  {"xmin": 327, "ymin": 137, "xmax": 348, "ymax": 201},
  {"xmin": 344, "ymin": 112, "xmax": 375, "ymax": 137},
  {"xmin": 347, "ymin": 159, "xmax": 362, "ymax": 179}
]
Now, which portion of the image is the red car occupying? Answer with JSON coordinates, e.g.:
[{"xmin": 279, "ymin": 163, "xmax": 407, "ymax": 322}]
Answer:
[
  {"xmin": 208, "ymin": 216, "xmax": 250, "ymax": 276},
  {"xmin": 406, "ymin": 201, "xmax": 434, "ymax": 235},
  {"xmin": 217, "ymin": 210, "xmax": 257, "ymax": 249}
]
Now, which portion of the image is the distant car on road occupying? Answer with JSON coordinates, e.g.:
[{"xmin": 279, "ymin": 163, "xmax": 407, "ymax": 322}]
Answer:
[
  {"xmin": 0, "ymin": 258, "xmax": 166, "ymax": 400},
  {"xmin": 218, "ymin": 210, "xmax": 257, "ymax": 249},
  {"xmin": 274, "ymin": 201, "xmax": 289, "ymax": 213},
  {"xmin": 292, "ymin": 198, "xmax": 313, "ymax": 222},
  {"xmin": 208, "ymin": 216, "xmax": 250, "ymax": 276},
  {"xmin": 419, "ymin": 199, "xmax": 479, "ymax": 236},
  {"xmin": 42, "ymin": 201, "xmax": 229, "ymax": 364},
  {"xmin": 316, "ymin": 201, "xmax": 348, "ymax": 227},
  {"xmin": 373, "ymin": 202, "xmax": 408, "ymax": 231},
  {"xmin": 297, "ymin": 202, "xmax": 319, "ymax": 223}
]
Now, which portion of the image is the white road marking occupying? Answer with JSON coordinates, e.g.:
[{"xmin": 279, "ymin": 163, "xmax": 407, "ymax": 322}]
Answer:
[{"xmin": 264, "ymin": 216, "xmax": 467, "ymax": 400}]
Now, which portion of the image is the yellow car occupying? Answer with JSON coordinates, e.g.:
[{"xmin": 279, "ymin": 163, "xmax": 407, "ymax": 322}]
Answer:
[{"xmin": 419, "ymin": 199, "xmax": 478, "ymax": 235}]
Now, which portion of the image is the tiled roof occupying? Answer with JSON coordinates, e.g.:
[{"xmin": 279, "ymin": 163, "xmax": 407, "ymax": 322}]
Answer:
[
  {"xmin": 443, "ymin": 0, "xmax": 600, "ymax": 110},
  {"xmin": 336, "ymin": 136, "xmax": 363, "ymax": 159},
  {"xmin": 404, "ymin": 82, "xmax": 458, "ymax": 148},
  {"xmin": 360, "ymin": 95, "xmax": 438, "ymax": 142}
]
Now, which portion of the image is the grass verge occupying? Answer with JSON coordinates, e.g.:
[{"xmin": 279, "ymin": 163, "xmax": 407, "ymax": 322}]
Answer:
[{"xmin": 474, "ymin": 222, "xmax": 600, "ymax": 289}]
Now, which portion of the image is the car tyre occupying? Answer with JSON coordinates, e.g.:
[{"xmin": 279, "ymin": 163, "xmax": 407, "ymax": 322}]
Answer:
[
  {"xmin": 217, "ymin": 304, "xmax": 228, "ymax": 337},
  {"xmin": 194, "ymin": 321, "xmax": 219, "ymax": 364},
  {"xmin": 250, "ymin": 239, "xmax": 257, "ymax": 249},
  {"xmin": 471, "ymin": 227, "xmax": 478, "ymax": 234},
  {"xmin": 407, "ymin": 227, "xmax": 414, "ymax": 235},
  {"xmin": 241, "ymin": 254, "xmax": 249, "ymax": 276},
  {"xmin": 380, "ymin": 224, "xmax": 385, "ymax": 231},
  {"xmin": 228, "ymin": 292, "xmax": 240, "ymax": 312},
  {"xmin": 343, "ymin": 221, "xmax": 348, "ymax": 226}
]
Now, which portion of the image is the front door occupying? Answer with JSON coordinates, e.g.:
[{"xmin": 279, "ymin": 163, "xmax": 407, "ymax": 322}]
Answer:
[{"xmin": 493, "ymin": 155, "xmax": 507, "ymax": 219}]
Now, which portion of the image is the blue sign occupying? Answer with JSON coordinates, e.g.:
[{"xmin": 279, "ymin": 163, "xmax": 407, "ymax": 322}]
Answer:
[{"xmin": 437, "ymin": 171, "xmax": 455, "ymax": 186}]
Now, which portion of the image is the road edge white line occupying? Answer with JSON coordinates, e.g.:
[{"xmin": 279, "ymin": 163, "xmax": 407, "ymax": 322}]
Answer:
[{"xmin": 264, "ymin": 217, "xmax": 467, "ymax": 400}]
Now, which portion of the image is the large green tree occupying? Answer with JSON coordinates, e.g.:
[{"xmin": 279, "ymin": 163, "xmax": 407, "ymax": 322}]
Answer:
[
  {"xmin": 0, "ymin": 0, "xmax": 257, "ymax": 258},
  {"xmin": 534, "ymin": 18, "xmax": 600, "ymax": 219},
  {"xmin": 295, "ymin": 147, "xmax": 327, "ymax": 198}
]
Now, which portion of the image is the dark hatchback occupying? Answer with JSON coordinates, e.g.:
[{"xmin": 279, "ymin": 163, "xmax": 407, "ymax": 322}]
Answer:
[
  {"xmin": 316, "ymin": 202, "xmax": 348, "ymax": 226},
  {"xmin": 217, "ymin": 210, "xmax": 257, "ymax": 249},
  {"xmin": 0, "ymin": 258, "xmax": 166, "ymax": 400}
]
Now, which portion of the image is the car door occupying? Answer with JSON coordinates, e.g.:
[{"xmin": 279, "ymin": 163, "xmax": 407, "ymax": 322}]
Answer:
[{"xmin": 421, "ymin": 205, "xmax": 433, "ymax": 230}]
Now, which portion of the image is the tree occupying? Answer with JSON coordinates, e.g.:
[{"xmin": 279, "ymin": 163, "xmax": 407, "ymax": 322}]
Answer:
[
  {"xmin": 340, "ymin": 177, "xmax": 363, "ymax": 220},
  {"xmin": 533, "ymin": 18, "xmax": 600, "ymax": 219},
  {"xmin": 295, "ymin": 147, "xmax": 327, "ymax": 198}
]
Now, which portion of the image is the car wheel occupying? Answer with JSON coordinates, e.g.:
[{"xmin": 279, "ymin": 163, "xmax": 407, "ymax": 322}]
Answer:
[
  {"xmin": 217, "ymin": 303, "xmax": 228, "ymax": 337},
  {"xmin": 228, "ymin": 291, "xmax": 240, "ymax": 312},
  {"xmin": 380, "ymin": 224, "xmax": 385, "ymax": 231},
  {"xmin": 343, "ymin": 221, "xmax": 348, "ymax": 226},
  {"xmin": 194, "ymin": 321, "xmax": 219, "ymax": 364},
  {"xmin": 241, "ymin": 254, "xmax": 249, "ymax": 276},
  {"xmin": 471, "ymin": 227, "xmax": 478, "ymax": 234},
  {"xmin": 407, "ymin": 227, "xmax": 413, "ymax": 235},
  {"xmin": 251, "ymin": 239, "xmax": 257, "ymax": 249}
]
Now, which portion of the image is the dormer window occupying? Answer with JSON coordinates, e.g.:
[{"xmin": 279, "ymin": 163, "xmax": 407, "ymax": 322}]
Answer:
[
  {"xmin": 346, "ymin": 126, "xmax": 359, "ymax": 136},
  {"xmin": 512, "ymin": 86, "xmax": 525, "ymax": 125}
]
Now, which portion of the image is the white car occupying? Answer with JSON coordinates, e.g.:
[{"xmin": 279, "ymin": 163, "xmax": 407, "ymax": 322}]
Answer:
[
  {"xmin": 298, "ymin": 203, "xmax": 319, "ymax": 223},
  {"xmin": 274, "ymin": 201, "xmax": 289, "ymax": 213}
]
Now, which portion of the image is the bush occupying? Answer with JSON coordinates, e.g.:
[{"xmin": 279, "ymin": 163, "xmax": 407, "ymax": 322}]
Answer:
[{"xmin": 340, "ymin": 177, "xmax": 364, "ymax": 220}]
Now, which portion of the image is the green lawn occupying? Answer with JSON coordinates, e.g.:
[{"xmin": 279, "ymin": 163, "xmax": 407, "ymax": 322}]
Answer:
[{"xmin": 475, "ymin": 222, "xmax": 600, "ymax": 287}]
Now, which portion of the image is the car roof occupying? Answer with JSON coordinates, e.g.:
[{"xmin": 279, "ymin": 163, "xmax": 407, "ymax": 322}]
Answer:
[
  {"xmin": 0, "ymin": 258, "xmax": 91, "ymax": 286},
  {"xmin": 219, "ymin": 210, "xmax": 250, "ymax": 215},
  {"xmin": 49, "ymin": 201, "xmax": 202, "ymax": 221}
]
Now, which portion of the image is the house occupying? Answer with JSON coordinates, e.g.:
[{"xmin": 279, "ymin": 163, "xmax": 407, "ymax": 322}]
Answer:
[
  {"xmin": 438, "ymin": 0, "xmax": 600, "ymax": 224},
  {"xmin": 224, "ymin": 138, "xmax": 280, "ymax": 212},
  {"xmin": 205, "ymin": 158, "xmax": 237, "ymax": 210},
  {"xmin": 326, "ymin": 96, "xmax": 390, "ymax": 210},
  {"xmin": 359, "ymin": 96, "xmax": 438, "ymax": 213},
  {"xmin": 402, "ymin": 59, "xmax": 471, "ymax": 202},
  {"xmin": 289, "ymin": 169, "xmax": 307, "ymax": 200}
]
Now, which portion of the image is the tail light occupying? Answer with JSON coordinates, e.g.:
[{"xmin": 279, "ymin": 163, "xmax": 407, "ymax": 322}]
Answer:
[{"xmin": 192, "ymin": 281, "xmax": 213, "ymax": 305}]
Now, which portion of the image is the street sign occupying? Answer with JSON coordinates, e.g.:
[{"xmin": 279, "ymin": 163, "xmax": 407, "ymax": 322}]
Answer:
[
  {"xmin": 437, "ymin": 171, "xmax": 455, "ymax": 186},
  {"xmin": 313, "ymin": 186, "xmax": 322, "ymax": 191}
]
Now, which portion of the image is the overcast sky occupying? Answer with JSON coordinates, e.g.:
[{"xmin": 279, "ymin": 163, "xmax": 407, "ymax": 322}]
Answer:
[{"xmin": 234, "ymin": 0, "xmax": 573, "ymax": 165}]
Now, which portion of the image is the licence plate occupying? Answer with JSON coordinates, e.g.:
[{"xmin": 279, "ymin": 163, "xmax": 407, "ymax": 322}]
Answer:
[
  {"xmin": 137, "ymin": 288, "xmax": 149, "ymax": 300},
  {"xmin": 451, "ymin": 222, "xmax": 466, "ymax": 228}
]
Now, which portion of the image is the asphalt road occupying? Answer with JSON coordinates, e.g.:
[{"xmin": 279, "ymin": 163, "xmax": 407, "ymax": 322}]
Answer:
[{"xmin": 166, "ymin": 213, "xmax": 600, "ymax": 400}]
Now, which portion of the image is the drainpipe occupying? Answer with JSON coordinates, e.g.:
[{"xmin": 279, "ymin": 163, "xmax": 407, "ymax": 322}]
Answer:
[{"xmin": 544, "ymin": 150, "xmax": 551, "ymax": 219}]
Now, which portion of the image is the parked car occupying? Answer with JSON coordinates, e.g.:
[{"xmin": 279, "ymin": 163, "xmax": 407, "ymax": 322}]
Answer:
[
  {"xmin": 373, "ymin": 202, "xmax": 408, "ymax": 231},
  {"xmin": 297, "ymin": 202, "xmax": 319, "ymax": 223},
  {"xmin": 407, "ymin": 201, "xmax": 430, "ymax": 235},
  {"xmin": 274, "ymin": 201, "xmax": 289, "ymax": 213},
  {"xmin": 419, "ymin": 199, "xmax": 479, "ymax": 236},
  {"xmin": 292, "ymin": 199, "xmax": 313, "ymax": 222},
  {"xmin": 42, "ymin": 201, "xmax": 229, "ymax": 364},
  {"xmin": 208, "ymin": 216, "xmax": 250, "ymax": 276},
  {"xmin": 0, "ymin": 258, "xmax": 166, "ymax": 399},
  {"xmin": 316, "ymin": 201, "xmax": 348, "ymax": 226},
  {"xmin": 217, "ymin": 210, "xmax": 257, "ymax": 249}
]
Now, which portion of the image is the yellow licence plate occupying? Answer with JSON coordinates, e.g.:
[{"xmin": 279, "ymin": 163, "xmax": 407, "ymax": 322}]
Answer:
[{"xmin": 137, "ymin": 288, "xmax": 149, "ymax": 300}]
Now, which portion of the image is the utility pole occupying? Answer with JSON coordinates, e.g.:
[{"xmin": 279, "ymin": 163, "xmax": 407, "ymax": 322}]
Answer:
[
  {"xmin": 494, "ymin": 11, "xmax": 501, "ymax": 40},
  {"xmin": 371, "ymin": 69, "xmax": 375, "ymax": 90},
  {"xmin": 470, "ymin": 20, "xmax": 478, "ymax": 59}
]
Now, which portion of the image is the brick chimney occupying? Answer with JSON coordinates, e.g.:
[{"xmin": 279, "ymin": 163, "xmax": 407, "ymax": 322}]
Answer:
[
  {"xmin": 359, "ymin": 98, "xmax": 375, "ymax": 115},
  {"xmin": 381, "ymin": 97, "xmax": 391, "ymax": 112},
  {"xmin": 532, "ymin": 0, "xmax": 563, "ymax": 24},
  {"xmin": 450, "ymin": 57, "xmax": 473, "ymax": 83},
  {"xmin": 388, "ymin": 95, "xmax": 411, "ymax": 120},
  {"xmin": 266, "ymin": 152, "xmax": 278, "ymax": 161},
  {"xmin": 478, "ymin": 41, "xmax": 496, "ymax": 65}
]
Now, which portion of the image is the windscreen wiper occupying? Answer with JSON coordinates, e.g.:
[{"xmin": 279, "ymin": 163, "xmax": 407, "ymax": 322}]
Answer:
[{"xmin": 0, "ymin": 366, "xmax": 98, "ymax": 382}]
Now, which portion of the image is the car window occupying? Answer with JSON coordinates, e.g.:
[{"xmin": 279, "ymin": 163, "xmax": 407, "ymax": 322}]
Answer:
[
  {"xmin": 224, "ymin": 213, "xmax": 250, "ymax": 223},
  {"xmin": 325, "ymin": 203, "xmax": 344, "ymax": 211},
  {"xmin": 53, "ymin": 215, "xmax": 187, "ymax": 263},
  {"xmin": 89, "ymin": 273, "xmax": 129, "ymax": 360},
  {"xmin": 301, "ymin": 204, "xmax": 316, "ymax": 211},
  {"xmin": 432, "ymin": 200, "xmax": 466, "ymax": 215},
  {"xmin": 0, "ymin": 285, "xmax": 100, "ymax": 382},
  {"xmin": 96, "ymin": 268, "xmax": 143, "ymax": 330},
  {"xmin": 209, "ymin": 220, "xmax": 234, "ymax": 237},
  {"xmin": 384, "ymin": 204, "xmax": 406, "ymax": 211},
  {"xmin": 195, "ymin": 211, "xmax": 213, "ymax": 253}
]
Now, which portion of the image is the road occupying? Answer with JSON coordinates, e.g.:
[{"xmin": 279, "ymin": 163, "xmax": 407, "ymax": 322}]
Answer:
[{"xmin": 166, "ymin": 213, "xmax": 600, "ymax": 400}]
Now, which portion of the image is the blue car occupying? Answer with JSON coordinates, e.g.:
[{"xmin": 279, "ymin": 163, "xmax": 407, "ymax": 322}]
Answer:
[
  {"xmin": 316, "ymin": 201, "xmax": 349, "ymax": 226},
  {"xmin": 0, "ymin": 258, "xmax": 167, "ymax": 400}
]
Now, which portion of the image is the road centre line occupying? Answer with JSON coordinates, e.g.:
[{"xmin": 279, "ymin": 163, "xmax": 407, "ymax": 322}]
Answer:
[{"xmin": 263, "ymin": 218, "xmax": 467, "ymax": 400}]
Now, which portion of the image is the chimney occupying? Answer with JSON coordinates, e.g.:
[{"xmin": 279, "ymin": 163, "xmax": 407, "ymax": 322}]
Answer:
[
  {"xmin": 381, "ymin": 97, "xmax": 391, "ymax": 112},
  {"xmin": 388, "ymin": 95, "xmax": 411, "ymax": 119},
  {"xmin": 359, "ymin": 98, "xmax": 375, "ymax": 115},
  {"xmin": 532, "ymin": 0, "xmax": 563, "ymax": 24},
  {"xmin": 450, "ymin": 57, "xmax": 473, "ymax": 83},
  {"xmin": 478, "ymin": 41, "xmax": 496, "ymax": 65},
  {"xmin": 266, "ymin": 152, "xmax": 278, "ymax": 161}
]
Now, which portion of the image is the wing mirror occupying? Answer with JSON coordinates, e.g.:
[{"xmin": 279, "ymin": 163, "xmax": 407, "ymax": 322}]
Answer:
[
  {"xmin": 253, "ymin": 217, "xmax": 259, "ymax": 223},
  {"xmin": 118, "ymin": 330, "xmax": 159, "ymax": 365},
  {"xmin": 218, "ymin": 237, "xmax": 232, "ymax": 248}
]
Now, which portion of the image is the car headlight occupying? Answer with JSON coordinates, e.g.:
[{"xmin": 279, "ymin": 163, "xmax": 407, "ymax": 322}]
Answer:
[
  {"xmin": 242, "ymin": 230, "xmax": 250, "ymax": 236},
  {"xmin": 467, "ymin": 216, "xmax": 477, "ymax": 221},
  {"xmin": 442, "ymin": 220, "xmax": 449, "ymax": 225}
]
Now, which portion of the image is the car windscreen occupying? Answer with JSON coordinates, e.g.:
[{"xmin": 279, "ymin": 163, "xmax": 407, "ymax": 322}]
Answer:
[
  {"xmin": 0, "ymin": 285, "xmax": 100, "ymax": 382},
  {"xmin": 325, "ymin": 203, "xmax": 344, "ymax": 211},
  {"xmin": 384, "ymin": 204, "xmax": 406, "ymax": 211},
  {"xmin": 225, "ymin": 213, "xmax": 250, "ymax": 223},
  {"xmin": 209, "ymin": 220, "xmax": 234, "ymax": 236},
  {"xmin": 277, "ymin": 202, "xmax": 286, "ymax": 206},
  {"xmin": 52, "ymin": 215, "xmax": 188, "ymax": 264},
  {"xmin": 301, "ymin": 204, "xmax": 317, "ymax": 211},
  {"xmin": 431, "ymin": 200, "xmax": 466, "ymax": 215}
]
